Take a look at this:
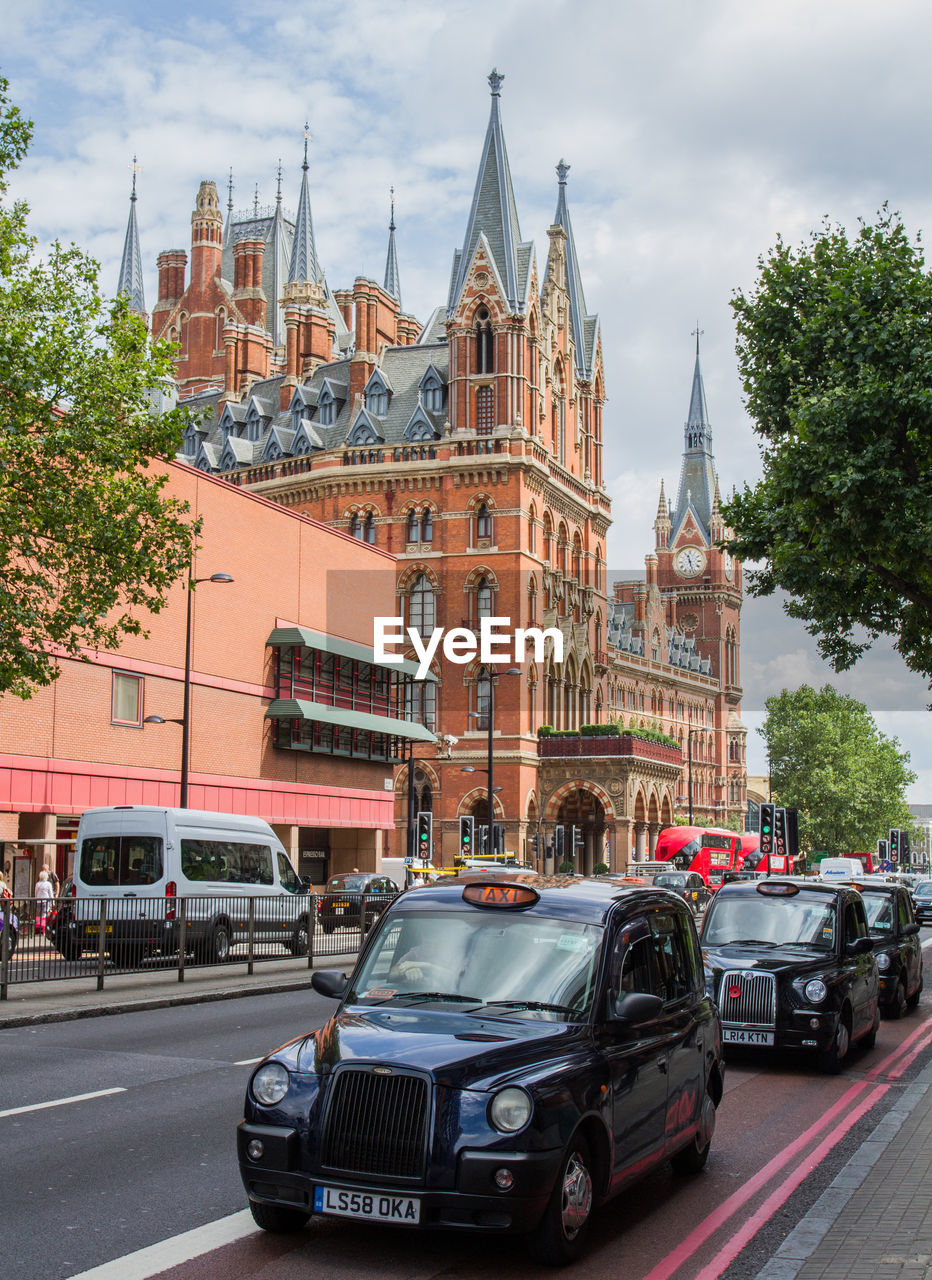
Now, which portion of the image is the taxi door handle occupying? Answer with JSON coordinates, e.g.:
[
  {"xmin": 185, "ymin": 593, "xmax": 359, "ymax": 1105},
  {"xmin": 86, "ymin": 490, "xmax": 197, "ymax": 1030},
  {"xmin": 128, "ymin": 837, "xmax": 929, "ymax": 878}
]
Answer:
[{"xmin": 657, "ymin": 1056, "xmax": 668, "ymax": 1073}]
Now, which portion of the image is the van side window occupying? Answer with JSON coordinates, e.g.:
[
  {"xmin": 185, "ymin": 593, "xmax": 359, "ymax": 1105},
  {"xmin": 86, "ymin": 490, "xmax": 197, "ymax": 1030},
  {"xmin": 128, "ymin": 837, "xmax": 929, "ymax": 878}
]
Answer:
[
  {"xmin": 79, "ymin": 836, "xmax": 163, "ymax": 886},
  {"xmin": 181, "ymin": 840, "xmax": 274, "ymax": 885},
  {"xmin": 277, "ymin": 852, "xmax": 302, "ymax": 894}
]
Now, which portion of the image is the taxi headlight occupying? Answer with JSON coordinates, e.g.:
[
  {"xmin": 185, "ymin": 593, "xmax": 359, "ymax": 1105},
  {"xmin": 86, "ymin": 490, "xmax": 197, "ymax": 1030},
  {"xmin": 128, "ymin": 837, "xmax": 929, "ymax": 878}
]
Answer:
[
  {"xmin": 804, "ymin": 979, "xmax": 828, "ymax": 1004},
  {"xmin": 876, "ymin": 952, "xmax": 891, "ymax": 971},
  {"xmin": 251, "ymin": 1061, "xmax": 290, "ymax": 1106},
  {"xmin": 489, "ymin": 1087, "xmax": 532, "ymax": 1133}
]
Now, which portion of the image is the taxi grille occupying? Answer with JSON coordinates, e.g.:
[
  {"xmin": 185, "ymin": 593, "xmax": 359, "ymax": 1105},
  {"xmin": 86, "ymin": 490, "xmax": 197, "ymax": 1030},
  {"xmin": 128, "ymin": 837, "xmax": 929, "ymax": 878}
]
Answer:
[
  {"xmin": 718, "ymin": 970, "xmax": 777, "ymax": 1027},
  {"xmin": 320, "ymin": 1068, "xmax": 429, "ymax": 1180}
]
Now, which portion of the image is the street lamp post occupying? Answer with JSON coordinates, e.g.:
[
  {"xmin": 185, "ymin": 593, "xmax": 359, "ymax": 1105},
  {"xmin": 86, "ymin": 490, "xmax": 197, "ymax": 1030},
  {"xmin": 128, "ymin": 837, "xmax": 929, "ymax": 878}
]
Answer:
[
  {"xmin": 464, "ymin": 665, "xmax": 520, "ymax": 855},
  {"xmin": 145, "ymin": 567, "xmax": 233, "ymax": 807}
]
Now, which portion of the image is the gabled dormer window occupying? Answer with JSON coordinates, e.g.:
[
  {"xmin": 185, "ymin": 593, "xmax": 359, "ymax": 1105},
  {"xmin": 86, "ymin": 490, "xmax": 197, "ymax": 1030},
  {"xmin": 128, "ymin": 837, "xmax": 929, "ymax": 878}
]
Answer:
[
  {"xmin": 347, "ymin": 416, "xmax": 379, "ymax": 445},
  {"xmin": 420, "ymin": 367, "xmax": 444, "ymax": 414},
  {"xmin": 405, "ymin": 410, "xmax": 437, "ymax": 442},
  {"xmin": 365, "ymin": 370, "xmax": 391, "ymax": 418},
  {"xmin": 183, "ymin": 427, "xmax": 198, "ymax": 458},
  {"xmin": 246, "ymin": 406, "xmax": 262, "ymax": 442},
  {"xmin": 319, "ymin": 388, "xmax": 334, "ymax": 426}
]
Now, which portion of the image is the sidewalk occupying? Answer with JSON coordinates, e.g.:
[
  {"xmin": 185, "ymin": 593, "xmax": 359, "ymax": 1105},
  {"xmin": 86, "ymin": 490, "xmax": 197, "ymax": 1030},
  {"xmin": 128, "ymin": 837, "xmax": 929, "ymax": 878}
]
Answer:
[
  {"xmin": 754, "ymin": 1055, "xmax": 932, "ymax": 1280},
  {"xmin": 0, "ymin": 952, "xmax": 356, "ymax": 1028}
]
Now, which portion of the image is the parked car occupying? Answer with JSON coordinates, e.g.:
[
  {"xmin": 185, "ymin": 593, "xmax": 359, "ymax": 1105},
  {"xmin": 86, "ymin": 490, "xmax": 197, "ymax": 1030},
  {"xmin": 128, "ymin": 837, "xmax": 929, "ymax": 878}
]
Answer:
[
  {"xmin": 238, "ymin": 875, "xmax": 724, "ymax": 1264},
  {"xmin": 839, "ymin": 879, "xmax": 923, "ymax": 1017},
  {"xmin": 701, "ymin": 878, "xmax": 879, "ymax": 1073},
  {"xmin": 913, "ymin": 881, "xmax": 932, "ymax": 925},
  {"xmin": 653, "ymin": 870, "xmax": 710, "ymax": 915},
  {"xmin": 316, "ymin": 872, "xmax": 399, "ymax": 934},
  {"xmin": 45, "ymin": 880, "xmax": 81, "ymax": 959}
]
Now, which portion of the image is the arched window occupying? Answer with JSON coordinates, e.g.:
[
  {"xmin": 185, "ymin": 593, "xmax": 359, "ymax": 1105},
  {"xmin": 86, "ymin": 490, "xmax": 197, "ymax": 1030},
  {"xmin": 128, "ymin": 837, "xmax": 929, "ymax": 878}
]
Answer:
[
  {"xmin": 408, "ymin": 573, "xmax": 436, "ymax": 638},
  {"xmin": 406, "ymin": 509, "xmax": 419, "ymax": 543},
  {"xmin": 476, "ymin": 577, "xmax": 493, "ymax": 621},
  {"xmin": 350, "ymin": 512, "xmax": 362, "ymax": 539},
  {"xmin": 421, "ymin": 509, "xmax": 433, "ymax": 543},
  {"xmin": 363, "ymin": 512, "xmax": 375, "ymax": 544},
  {"xmin": 476, "ymin": 503, "xmax": 492, "ymax": 541},
  {"xmin": 474, "ymin": 671, "xmax": 492, "ymax": 731},
  {"xmin": 474, "ymin": 307, "xmax": 494, "ymax": 374}
]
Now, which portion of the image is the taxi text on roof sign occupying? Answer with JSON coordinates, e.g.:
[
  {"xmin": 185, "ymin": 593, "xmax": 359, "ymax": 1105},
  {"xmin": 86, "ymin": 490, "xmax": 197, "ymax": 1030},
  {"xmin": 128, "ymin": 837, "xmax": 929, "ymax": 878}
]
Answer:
[{"xmin": 462, "ymin": 883, "xmax": 539, "ymax": 908}]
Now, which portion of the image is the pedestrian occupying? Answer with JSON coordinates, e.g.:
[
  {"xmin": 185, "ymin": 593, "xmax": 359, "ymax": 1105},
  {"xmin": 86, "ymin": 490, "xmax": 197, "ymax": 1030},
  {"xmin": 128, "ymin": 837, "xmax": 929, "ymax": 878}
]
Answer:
[
  {"xmin": 42, "ymin": 862, "xmax": 60, "ymax": 894},
  {"xmin": 0, "ymin": 872, "xmax": 11, "ymax": 901},
  {"xmin": 34, "ymin": 868, "xmax": 54, "ymax": 934}
]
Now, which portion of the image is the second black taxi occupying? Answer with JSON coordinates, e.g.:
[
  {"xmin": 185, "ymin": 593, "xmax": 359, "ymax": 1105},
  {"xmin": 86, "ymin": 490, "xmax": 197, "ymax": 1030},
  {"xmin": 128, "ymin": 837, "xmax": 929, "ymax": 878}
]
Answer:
[
  {"xmin": 838, "ymin": 878, "xmax": 923, "ymax": 1018},
  {"xmin": 238, "ymin": 874, "xmax": 724, "ymax": 1265},
  {"xmin": 700, "ymin": 878, "xmax": 879, "ymax": 1073}
]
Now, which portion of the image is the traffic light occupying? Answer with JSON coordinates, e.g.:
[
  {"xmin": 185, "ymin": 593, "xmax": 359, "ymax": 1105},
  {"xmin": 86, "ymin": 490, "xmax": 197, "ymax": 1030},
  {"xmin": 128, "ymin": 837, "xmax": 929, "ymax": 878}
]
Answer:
[
  {"xmin": 759, "ymin": 803, "xmax": 775, "ymax": 857},
  {"xmin": 902, "ymin": 830, "xmax": 911, "ymax": 864},
  {"xmin": 784, "ymin": 809, "xmax": 799, "ymax": 862},
  {"xmin": 571, "ymin": 826, "xmax": 584, "ymax": 860},
  {"xmin": 877, "ymin": 837, "xmax": 889, "ymax": 864},
  {"xmin": 493, "ymin": 823, "xmax": 505, "ymax": 857},
  {"xmin": 889, "ymin": 829, "xmax": 900, "ymax": 864},
  {"xmin": 773, "ymin": 808, "xmax": 787, "ymax": 861},
  {"xmin": 554, "ymin": 825, "xmax": 566, "ymax": 864},
  {"xmin": 416, "ymin": 811, "xmax": 433, "ymax": 855},
  {"xmin": 459, "ymin": 816, "xmax": 474, "ymax": 857}
]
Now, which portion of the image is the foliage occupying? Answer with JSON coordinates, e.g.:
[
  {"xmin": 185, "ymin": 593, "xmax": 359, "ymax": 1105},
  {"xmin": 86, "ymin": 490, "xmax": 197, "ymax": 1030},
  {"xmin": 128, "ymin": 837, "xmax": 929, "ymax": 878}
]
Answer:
[
  {"xmin": 593, "ymin": 861, "xmax": 609, "ymax": 875},
  {"xmin": 0, "ymin": 78, "xmax": 196, "ymax": 698},
  {"xmin": 558, "ymin": 860, "xmax": 576, "ymax": 874},
  {"xmin": 580, "ymin": 722, "xmax": 620, "ymax": 736},
  {"xmin": 760, "ymin": 684, "xmax": 915, "ymax": 854},
  {"xmin": 537, "ymin": 724, "xmax": 554, "ymax": 737},
  {"xmin": 723, "ymin": 208, "xmax": 932, "ymax": 684}
]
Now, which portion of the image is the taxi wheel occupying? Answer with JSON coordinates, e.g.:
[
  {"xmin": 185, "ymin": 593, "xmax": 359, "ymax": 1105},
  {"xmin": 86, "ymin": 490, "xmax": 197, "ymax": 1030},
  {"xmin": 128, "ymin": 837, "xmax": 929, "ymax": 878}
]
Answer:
[
  {"xmin": 671, "ymin": 1092, "xmax": 715, "ymax": 1175},
  {"xmin": 862, "ymin": 1002, "xmax": 880, "ymax": 1049},
  {"xmin": 888, "ymin": 978, "xmax": 908, "ymax": 1020},
  {"xmin": 249, "ymin": 1199, "xmax": 310, "ymax": 1234},
  {"xmin": 528, "ymin": 1135, "xmax": 594, "ymax": 1266},
  {"xmin": 906, "ymin": 978, "xmax": 922, "ymax": 1010},
  {"xmin": 817, "ymin": 1014, "xmax": 850, "ymax": 1074}
]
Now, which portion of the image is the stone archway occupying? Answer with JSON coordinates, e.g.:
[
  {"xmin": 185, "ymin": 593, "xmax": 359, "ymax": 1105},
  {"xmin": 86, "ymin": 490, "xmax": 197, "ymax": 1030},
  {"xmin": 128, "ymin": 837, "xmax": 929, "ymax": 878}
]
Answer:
[{"xmin": 544, "ymin": 781, "xmax": 614, "ymax": 876}]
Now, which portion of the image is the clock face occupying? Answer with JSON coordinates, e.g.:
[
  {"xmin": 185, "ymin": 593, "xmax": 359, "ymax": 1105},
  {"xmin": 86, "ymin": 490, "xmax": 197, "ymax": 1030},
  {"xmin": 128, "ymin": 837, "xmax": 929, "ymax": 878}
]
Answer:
[{"xmin": 674, "ymin": 546, "xmax": 705, "ymax": 577}]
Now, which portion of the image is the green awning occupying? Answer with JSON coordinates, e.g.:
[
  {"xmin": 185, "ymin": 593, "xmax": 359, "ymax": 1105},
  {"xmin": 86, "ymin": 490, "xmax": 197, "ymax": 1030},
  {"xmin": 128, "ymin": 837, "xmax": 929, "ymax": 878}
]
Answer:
[
  {"xmin": 266, "ymin": 625, "xmax": 435, "ymax": 682},
  {"xmin": 265, "ymin": 698, "xmax": 437, "ymax": 743}
]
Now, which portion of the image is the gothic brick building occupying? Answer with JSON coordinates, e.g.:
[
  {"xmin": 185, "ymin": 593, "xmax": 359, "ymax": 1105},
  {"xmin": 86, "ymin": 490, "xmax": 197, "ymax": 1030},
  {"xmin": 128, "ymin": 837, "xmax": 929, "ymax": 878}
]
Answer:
[{"xmin": 118, "ymin": 70, "xmax": 747, "ymax": 867}]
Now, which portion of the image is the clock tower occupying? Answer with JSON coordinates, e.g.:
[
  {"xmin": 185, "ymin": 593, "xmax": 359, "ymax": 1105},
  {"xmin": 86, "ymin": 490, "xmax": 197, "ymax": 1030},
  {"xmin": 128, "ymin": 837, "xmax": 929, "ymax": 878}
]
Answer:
[{"xmin": 653, "ymin": 337, "xmax": 742, "ymax": 692}]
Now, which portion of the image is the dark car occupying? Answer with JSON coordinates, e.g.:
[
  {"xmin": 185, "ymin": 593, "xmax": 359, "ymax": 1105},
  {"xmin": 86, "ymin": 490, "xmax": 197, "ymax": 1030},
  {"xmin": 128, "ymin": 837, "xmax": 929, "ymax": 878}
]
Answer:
[
  {"xmin": 653, "ymin": 870, "xmax": 711, "ymax": 915},
  {"xmin": 913, "ymin": 881, "xmax": 932, "ymax": 926},
  {"xmin": 45, "ymin": 880, "xmax": 83, "ymax": 960},
  {"xmin": 700, "ymin": 878, "xmax": 879, "ymax": 1073},
  {"xmin": 238, "ymin": 875, "xmax": 725, "ymax": 1264},
  {"xmin": 316, "ymin": 872, "xmax": 399, "ymax": 935},
  {"xmin": 839, "ymin": 879, "xmax": 923, "ymax": 1018}
]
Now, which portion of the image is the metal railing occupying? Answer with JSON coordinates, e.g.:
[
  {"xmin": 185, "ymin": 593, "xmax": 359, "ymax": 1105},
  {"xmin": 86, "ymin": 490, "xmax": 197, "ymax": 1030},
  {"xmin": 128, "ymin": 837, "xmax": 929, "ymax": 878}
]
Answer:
[{"xmin": 0, "ymin": 891, "xmax": 397, "ymax": 998}]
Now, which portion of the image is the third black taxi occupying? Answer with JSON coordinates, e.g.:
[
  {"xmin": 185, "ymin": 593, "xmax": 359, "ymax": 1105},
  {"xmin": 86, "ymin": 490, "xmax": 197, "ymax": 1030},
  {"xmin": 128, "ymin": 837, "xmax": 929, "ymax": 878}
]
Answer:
[
  {"xmin": 700, "ymin": 878, "xmax": 879, "ymax": 1073},
  {"xmin": 838, "ymin": 878, "xmax": 923, "ymax": 1018}
]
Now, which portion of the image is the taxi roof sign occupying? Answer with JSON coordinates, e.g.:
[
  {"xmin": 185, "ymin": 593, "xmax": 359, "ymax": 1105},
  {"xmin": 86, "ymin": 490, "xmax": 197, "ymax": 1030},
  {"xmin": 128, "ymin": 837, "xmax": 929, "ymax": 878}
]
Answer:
[
  {"xmin": 756, "ymin": 881, "xmax": 800, "ymax": 896},
  {"xmin": 462, "ymin": 883, "xmax": 540, "ymax": 909}
]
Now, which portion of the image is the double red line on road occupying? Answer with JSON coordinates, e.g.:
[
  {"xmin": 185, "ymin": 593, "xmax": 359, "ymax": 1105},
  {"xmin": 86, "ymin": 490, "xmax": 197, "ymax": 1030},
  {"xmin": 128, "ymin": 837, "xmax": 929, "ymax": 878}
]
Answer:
[{"xmin": 641, "ymin": 1015, "xmax": 932, "ymax": 1280}]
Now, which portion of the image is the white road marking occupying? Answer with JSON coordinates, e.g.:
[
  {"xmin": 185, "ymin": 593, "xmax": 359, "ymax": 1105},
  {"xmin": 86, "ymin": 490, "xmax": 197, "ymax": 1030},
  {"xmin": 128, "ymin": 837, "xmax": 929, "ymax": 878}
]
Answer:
[
  {"xmin": 67, "ymin": 1209, "xmax": 257, "ymax": 1280},
  {"xmin": 234, "ymin": 1056, "xmax": 263, "ymax": 1066},
  {"xmin": 0, "ymin": 1087, "xmax": 126, "ymax": 1118}
]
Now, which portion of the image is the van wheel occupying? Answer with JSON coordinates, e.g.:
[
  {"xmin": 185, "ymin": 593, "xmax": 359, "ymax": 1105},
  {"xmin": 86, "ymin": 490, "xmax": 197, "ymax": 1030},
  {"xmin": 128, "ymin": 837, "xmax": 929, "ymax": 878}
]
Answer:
[
  {"xmin": 527, "ymin": 1135, "xmax": 594, "ymax": 1266},
  {"xmin": 288, "ymin": 919, "xmax": 309, "ymax": 956},
  {"xmin": 209, "ymin": 923, "xmax": 231, "ymax": 964},
  {"xmin": 248, "ymin": 1200, "xmax": 309, "ymax": 1233}
]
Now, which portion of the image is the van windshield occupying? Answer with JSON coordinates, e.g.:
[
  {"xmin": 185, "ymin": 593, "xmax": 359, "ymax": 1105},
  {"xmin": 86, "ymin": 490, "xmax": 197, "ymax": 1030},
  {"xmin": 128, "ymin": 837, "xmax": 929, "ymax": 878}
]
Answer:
[{"xmin": 80, "ymin": 836, "xmax": 163, "ymax": 886}]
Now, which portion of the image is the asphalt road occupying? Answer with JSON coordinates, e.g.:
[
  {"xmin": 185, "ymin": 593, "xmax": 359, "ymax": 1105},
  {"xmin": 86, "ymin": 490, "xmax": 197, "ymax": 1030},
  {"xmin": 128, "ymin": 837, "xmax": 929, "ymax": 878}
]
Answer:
[{"xmin": 2, "ymin": 940, "xmax": 931, "ymax": 1280}]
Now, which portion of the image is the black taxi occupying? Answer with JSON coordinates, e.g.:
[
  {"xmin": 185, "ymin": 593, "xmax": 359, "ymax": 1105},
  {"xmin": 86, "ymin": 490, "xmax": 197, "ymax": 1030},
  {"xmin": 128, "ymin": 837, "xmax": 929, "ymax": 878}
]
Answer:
[
  {"xmin": 838, "ymin": 879, "xmax": 923, "ymax": 1018},
  {"xmin": 700, "ymin": 878, "xmax": 879, "ymax": 1073},
  {"xmin": 237, "ymin": 875, "xmax": 725, "ymax": 1265}
]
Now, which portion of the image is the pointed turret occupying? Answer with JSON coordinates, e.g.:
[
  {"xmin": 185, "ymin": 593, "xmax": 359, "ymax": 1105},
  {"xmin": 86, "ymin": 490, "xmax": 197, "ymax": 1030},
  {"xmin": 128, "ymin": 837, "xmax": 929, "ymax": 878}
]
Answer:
[
  {"xmin": 672, "ymin": 331, "xmax": 718, "ymax": 538},
  {"xmin": 548, "ymin": 159, "xmax": 596, "ymax": 377},
  {"xmin": 383, "ymin": 187, "xmax": 402, "ymax": 307},
  {"xmin": 221, "ymin": 169, "xmax": 235, "ymax": 284},
  {"xmin": 287, "ymin": 125, "xmax": 323, "ymax": 288},
  {"xmin": 264, "ymin": 160, "xmax": 291, "ymax": 348},
  {"xmin": 117, "ymin": 158, "xmax": 146, "ymax": 318},
  {"xmin": 448, "ymin": 69, "xmax": 530, "ymax": 313},
  {"xmin": 654, "ymin": 479, "xmax": 672, "ymax": 549}
]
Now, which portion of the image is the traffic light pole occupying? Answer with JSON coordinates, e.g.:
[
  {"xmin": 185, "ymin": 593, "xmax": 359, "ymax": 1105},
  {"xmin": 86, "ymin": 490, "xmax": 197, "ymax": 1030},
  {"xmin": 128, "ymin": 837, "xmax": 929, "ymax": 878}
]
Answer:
[{"xmin": 406, "ymin": 737, "xmax": 416, "ymax": 862}]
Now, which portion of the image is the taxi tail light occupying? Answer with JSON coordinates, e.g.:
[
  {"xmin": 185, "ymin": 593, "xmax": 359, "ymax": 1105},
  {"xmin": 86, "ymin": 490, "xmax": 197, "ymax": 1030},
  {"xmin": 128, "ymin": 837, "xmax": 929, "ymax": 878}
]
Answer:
[{"xmin": 166, "ymin": 881, "xmax": 177, "ymax": 920}]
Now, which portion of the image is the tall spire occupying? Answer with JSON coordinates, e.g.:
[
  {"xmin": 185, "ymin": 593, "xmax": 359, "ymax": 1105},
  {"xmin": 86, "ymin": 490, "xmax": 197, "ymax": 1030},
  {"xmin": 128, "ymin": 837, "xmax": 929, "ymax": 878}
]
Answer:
[
  {"xmin": 221, "ymin": 168, "xmax": 235, "ymax": 283},
  {"xmin": 287, "ymin": 121, "xmax": 323, "ymax": 286},
  {"xmin": 116, "ymin": 156, "xmax": 146, "ymax": 315},
  {"xmin": 383, "ymin": 186, "xmax": 401, "ymax": 306},
  {"xmin": 550, "ymin": 158, "xmax": 594, "ymax": 377},
  {"xmin": 448, "ymin": 69, "xmax": 526, "ymax": 313},
  {"xmin": 673, "ymin": 334, "xmax": 717, "ymax": 537}
]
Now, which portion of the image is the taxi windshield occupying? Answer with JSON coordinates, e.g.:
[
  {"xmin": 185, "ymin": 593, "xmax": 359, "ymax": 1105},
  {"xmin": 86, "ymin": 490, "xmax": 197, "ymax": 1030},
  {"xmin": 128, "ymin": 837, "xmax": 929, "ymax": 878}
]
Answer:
[
  {"xmin": 347, "ymin": 909, "xmax": 602, "ymax": 1020},
  {"xmin": 860, "ymin": 892, "xmax": 895, "ymax": 934},
  {"xmin": 703, "ymin": 891, "xmax": 837, "ymax": 951}
]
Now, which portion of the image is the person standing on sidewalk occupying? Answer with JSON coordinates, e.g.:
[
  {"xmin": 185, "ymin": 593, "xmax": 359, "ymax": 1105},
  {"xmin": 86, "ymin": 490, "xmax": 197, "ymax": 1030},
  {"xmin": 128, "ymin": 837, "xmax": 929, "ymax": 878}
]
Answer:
[
  {"xmin": 34, "ymin": 869, "xmax": 53, "ymax": 935},
  {"xmin": 42, "ymin": 862, "xmax": 60, "ymax": 895}
]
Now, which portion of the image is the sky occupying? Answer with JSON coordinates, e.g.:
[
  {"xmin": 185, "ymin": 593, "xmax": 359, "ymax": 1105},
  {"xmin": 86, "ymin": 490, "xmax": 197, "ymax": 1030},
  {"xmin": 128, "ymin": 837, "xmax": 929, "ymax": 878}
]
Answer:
[{"xmin": 4, "ymin": 0, "xmax": 932, "ymax": 796}]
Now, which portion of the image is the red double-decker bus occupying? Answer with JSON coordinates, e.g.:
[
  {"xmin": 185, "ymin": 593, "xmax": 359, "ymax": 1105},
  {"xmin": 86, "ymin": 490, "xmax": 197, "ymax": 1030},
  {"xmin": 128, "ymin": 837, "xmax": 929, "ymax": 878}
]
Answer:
[{"xmin": 654, "ymin": 826, "xmax": 791, "ymax": 887}]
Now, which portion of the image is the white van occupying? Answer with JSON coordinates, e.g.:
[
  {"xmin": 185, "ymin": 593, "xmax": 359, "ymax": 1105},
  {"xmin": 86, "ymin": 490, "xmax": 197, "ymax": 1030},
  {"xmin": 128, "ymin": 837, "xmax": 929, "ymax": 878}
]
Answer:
[
  {"xmin": 70, "ymin": 806, "xmax": 309, "ymax": 963},
  {"xmin": 818, "ymin": 857, "xmax": 866, "ymax": 879}
]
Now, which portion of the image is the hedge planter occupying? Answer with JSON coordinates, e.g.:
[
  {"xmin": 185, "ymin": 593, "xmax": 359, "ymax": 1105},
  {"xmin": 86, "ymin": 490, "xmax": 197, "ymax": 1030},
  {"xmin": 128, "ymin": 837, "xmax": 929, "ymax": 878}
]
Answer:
[{"xmin": 538, "ymin": 733, "xmax": 682, "ymax": 766}]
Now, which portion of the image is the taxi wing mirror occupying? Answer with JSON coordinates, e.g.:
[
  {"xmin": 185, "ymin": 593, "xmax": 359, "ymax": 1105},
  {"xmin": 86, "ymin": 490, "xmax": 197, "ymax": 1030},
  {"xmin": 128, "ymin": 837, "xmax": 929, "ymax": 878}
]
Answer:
[
  {"xmin": 611, "ymin": 991, "xmax": 664, "ymax": 1025},
  {"xmin": 847, "ymin": 936, "xmax": 873, "ymax": 956},
  {"xmin": 902, "ymin": 922, "xmax": 921, "ymax": 937},
  {"xmin": 312, "ymin": 970, "xmax": 349, "ymax": 999}
]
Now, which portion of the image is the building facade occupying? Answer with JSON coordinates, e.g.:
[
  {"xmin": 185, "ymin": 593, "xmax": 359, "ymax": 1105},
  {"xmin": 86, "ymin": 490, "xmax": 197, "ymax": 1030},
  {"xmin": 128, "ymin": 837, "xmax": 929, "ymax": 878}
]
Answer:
[{"xmin": 118, "ymin": 71, "xmax": 747, "ymax": 870}]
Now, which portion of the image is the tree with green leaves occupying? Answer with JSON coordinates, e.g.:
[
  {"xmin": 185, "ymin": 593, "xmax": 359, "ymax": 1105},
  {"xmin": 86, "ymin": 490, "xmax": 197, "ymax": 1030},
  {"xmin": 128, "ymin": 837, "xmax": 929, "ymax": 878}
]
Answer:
[
  {"xmin": 761, "ymin": 684, "xmax": 915, "ymax": 855},
  {"xmin": 723, "ymin": 208, "xmax": 932, "ymax": 685},
  {"xmin": 0, "ymin": 78, "xmax": 195, "ymax": 698}
]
